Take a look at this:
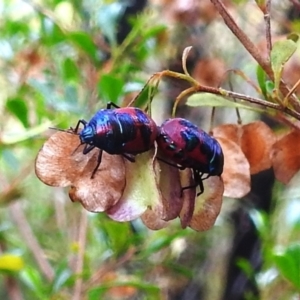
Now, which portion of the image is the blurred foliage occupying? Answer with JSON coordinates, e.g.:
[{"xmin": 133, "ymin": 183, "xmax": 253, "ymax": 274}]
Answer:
[{"xmin": 0, "ymin": 0, "xmax": 300, "ymax": 299}]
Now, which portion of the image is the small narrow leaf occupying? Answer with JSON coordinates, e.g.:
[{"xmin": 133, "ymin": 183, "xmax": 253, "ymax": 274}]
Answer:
[
  {"xmin": 68, "ymin": 31, "xmax": 100, "ymax": 64},
  {"xmin": 270, "ymin": 39, "xmax": 297, "ymax": 92},
  {"xmin": 256, "ymin": 65, "xmax": 267, "ymax": 98},
  {"xmin": 182, "ymin": 46, "xmax": 193, "ymax": 77},
  {"xmin": 62, "ymin": 58, "xmax": 79, "ymax": 82},
  {"xmin": 187, "ymin": 93, "xmax": 263, "ymax": 112},
  {"xmin": 98, "ymin": 74, "xmax": 124, "ymax": 104}
]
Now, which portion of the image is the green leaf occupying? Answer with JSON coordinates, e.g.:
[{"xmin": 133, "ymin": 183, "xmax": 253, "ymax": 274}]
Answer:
[
  {"xmin": 249, "ymin": 209, "xmax": 269, "ymax": 240},
  {"xmin": 19, "ymin": 266, "xmax": 49, "ymax": 297},
  {"xmin": 142, "ymin": 232, "xmax": 183, "ymax": 257},
  {"xmin": 68, "ymin": 31, "xmax": 100, "ymax": 64},
  {"xmin": 256, "ymin": 65, "xmax": 267, "ymax": 98},
  {"xmin": 6, "ymin": 97, "xmax": 29, "ymax": 128},
  {"xmin": 62, "ymin": 58, "xmax": 79, "ymax": 82},
  {"xmin": 41, "ymin": 20, "xmax": 65, "ymax": 46},
  {"xmin": 270, "ymin": 39, "xmax": 297, "ymax": 92},
  {"xmin": 97, "ymin": 74, "xmax": 124, "ymax": 104},
  {"xmin": 5, "ymin": 20, "xmax": 30, "ymax": 37},
  {"xmin": 265, "ymin": 80, "xmax": 275, "ymax": 95},
  {"xmin": 236, "ymin": 258, "xmax": 255, "ymax": 279},
  {"xmin": 100, "ymin": 220, "xmax": 131, "ymax": 256},
  {"xmin": 273, "ymin": 243, "xmax": 300, "ymax": 289},
  {"xmin": 0, "ymin": 254, "xmax": 24, "ymax": 272},
  {"xmin": 141, "ymin": 24, "xmax": 166, "ymax": 41},
  {"xmin": 131, "ymin": 84, "xmax": 158, "ymax": 109},
  {"xmin": 186, "ymin": 93, "xmax": 263, "ymax": 112}
]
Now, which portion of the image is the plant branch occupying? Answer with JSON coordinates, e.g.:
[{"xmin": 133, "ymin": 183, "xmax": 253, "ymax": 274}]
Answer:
[
  {"xmin": 210, "ymin": 0, "xmax": 270, "ymax": 70},
  {"xmin": 5, "ymin": 277, "xmax": 23, "ymax": 300},
  {"xmin": 73, "ymin": 211, "xmax": 88, "ymax": 300},
  {"xmin": 209, "ymin": 0, "xmax": 300, "ymax": 112},
  {"xmin": 10, "ymin": 202, "xmax": 54, "ymax": 282},
  {"xmin": 157, "ymin": 70, "xmax": 300, "ymax": 120},
  {"xmin": 264, "ymin": 0, "xmax": 273, "ymax": 55},
  {"xmin": 200, "ymin": 85, "xmax": 300, "ymax": 120}
]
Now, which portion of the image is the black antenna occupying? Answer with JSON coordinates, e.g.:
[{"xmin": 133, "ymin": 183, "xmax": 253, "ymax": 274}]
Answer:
[{"xmin": 49, "ymin": 127, "xmax": 79, "ymax": 136}]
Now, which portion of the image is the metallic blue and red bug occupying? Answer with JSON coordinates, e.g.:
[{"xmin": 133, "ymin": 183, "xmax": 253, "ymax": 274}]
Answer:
[
  {"xmin": 71, "ymin": 103, "xmax": 224, "ymax": 195},
  {"xmin": 72, "ymin": 102, "xmax": 158, "ymax": 178},
  {"xmin": 156, "ymin": 118, "xmax": 224, "ymax": 196}
]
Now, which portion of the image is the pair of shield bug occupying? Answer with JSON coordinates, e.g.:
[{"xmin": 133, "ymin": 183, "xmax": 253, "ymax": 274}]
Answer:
[{"xmin": 66, "ymin": 102, "xmax": 224, "ymax": 195}]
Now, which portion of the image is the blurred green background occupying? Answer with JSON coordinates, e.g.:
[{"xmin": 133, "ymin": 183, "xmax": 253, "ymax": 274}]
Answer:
[{"xmin": 0, "ymin": 0, "xmax": 299, "ymax": 299}]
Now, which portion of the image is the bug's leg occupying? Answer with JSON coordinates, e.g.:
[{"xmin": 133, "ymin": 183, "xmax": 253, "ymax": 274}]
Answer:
[
  {"xmin": 181, "ymin": 169, "xmax": 198, "ymax": 196},
  {"xmin": 107, "ymin": 102, "xmax": 120, "ymax": 109},
  {"xmin": 195, "ymin": 171, "xmax": 204, "ymax": 197},
  {"xmin": 156, "ymin": 157, "xmax": 185, "ymax": 170},
  {"xmin": 122, "ymin": 153, "xmax": 136, "ymax": 162},
  {"xmin": 201, "ymin": 173, "xmax": 210, "ymax": 181},
  {"xmin": 91, "ymin": 150, "xmax": 103, "ymax": 179},
  {"xmin": 82, "ymin": 144, "xmax": 95, "ymax": 155},
  {"xmin": 181, "ymin": 169, "xmax": 204, "ymax": 197},
  {"xmin": 73, "ymin": 119, "xmax": 88, "ymax": 133},
  {"xmin": 72, "ymin": 143, "xmax": 83, "ymax": 155},
  {"xmin": 181, "ymin": 182, "xmax": 198, "ymax": 194}
]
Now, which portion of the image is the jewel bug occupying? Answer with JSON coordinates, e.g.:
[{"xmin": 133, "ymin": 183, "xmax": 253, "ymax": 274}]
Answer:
[
  {"xmin": 156, "ymin": 118, "xmax": 224, "ymax": 196},
  {"xmin": 72, "ymin": 102, "xmax": 158, "ymax": 178}
]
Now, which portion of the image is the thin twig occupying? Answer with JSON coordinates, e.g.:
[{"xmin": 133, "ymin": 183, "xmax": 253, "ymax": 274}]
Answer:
[
  {"xmin": 220, "ymin": 69, "xmax": 261, "ymax": 94},
  {"xmin": 5, "ymin": 277, "xmax": 24, "ymax": 300},
  {"xmin": 9, "ymin": 202, "xmax": 54, "ymax": 282},
  {"xmin": 227, "ymin": 74, "xmax": 242, "ymax": 124},
  {"xmin": 264, "ymin": 0, "xmax": 273, "ymax": 55},
  {"xmin": 83, "ymin": 247, "xmax": 136, "ymax": 291},
  {"xmin": 72, "ymin": 211, "xmax": 88, "ymax": 300}
]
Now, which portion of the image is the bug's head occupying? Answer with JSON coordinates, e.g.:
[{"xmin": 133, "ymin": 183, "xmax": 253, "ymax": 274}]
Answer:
[
  {"xmin": 79, "ymin": 126, "xmax": 94, "ymax": 144},
  {"xmin": 208, "ymin": 140, "xmax": 224, "ymax": 176}
]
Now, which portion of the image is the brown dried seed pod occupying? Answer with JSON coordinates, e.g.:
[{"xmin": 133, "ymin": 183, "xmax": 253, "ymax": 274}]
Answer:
[
  {"xmin": 271, "ymin": 130, "xmax": 300, "ymax": 184},
  {"xmin": 179, "ymin": 168, "xmax": 196, "ymax": 229},
  {"xmin": 107, "ymin": 151, "xmax": 161, "ymax": 222},
  {"xmin": 35, "ymin": 131, "xmax": 126, "ymax": 212},
  {"xmin": 213, "ymin": 121, "xmax": 275, "ymax": 175},
  {"xmin": 189, "ymin": 176, "xmax": 224, "ymax": 231},
  {"xmin": 216, "ymin": 137, "xmax": 251, "ymax": 198},
  {"xmin": 141, "ymin": 208, "xmax": 169, "ymax": 230}
]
